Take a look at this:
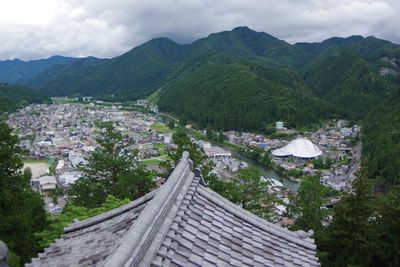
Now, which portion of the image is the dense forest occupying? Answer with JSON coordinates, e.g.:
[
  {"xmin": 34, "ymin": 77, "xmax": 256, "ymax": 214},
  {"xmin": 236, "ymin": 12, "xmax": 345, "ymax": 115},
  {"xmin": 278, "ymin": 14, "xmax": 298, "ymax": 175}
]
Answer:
[
  {"xmin": 158, "ymin": 59, "xmax": 337, "ymax": 130},
  {"xmin": 302, "ymin": 47, "xmax": 395, "ymax": 120},
  {"xmin": 0, "ymin": 83, "xmax": 50, "ymax": 113},
  {"xmin": 362, "ymin": 88, "xmax": 400, "ymax": 187}
]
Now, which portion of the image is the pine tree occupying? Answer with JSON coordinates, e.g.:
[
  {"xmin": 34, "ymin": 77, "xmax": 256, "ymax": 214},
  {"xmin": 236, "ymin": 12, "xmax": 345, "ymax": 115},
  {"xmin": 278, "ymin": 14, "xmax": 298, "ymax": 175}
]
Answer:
[
  {"xmin": 223, "ymin": 167, "xmax": 276, "ymax": 220},
  {"xmin": 319, "ymin": 174, "xmax": 378, "ymax": 266},
  {"xmin": 372, "ymin": 185, "xmax": 400, "ymax": 266},
  {"xmin": 288, "ymin": 175, "xmax": 327, "ymax": 233},
  {"xmin": 68, "ymin": 122, "xmax": 155, "ymax": 208},
  {"xmin": 0, "ymin": 120, "xmax": 47, "ymax": 264}
]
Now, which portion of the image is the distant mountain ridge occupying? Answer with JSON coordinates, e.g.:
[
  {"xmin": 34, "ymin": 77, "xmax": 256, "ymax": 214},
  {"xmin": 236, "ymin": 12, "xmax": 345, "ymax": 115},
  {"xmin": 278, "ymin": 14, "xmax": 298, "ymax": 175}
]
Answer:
[
  {"xmin": 1, "ymin": 26, "xmax": 400, "ymax": 130},
  {"xmin": 0, "ymin": 56, "xmax": 78, "ymax": 84}
]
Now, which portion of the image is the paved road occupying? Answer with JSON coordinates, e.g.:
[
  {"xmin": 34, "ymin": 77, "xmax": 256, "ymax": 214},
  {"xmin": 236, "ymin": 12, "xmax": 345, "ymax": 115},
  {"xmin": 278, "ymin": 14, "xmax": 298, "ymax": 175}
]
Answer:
[
  {"xmin": 348, "ymin": 142, "xmax": 362, "ymax": 180},
  {"xmin": 158, "ymin": 112, "xmax": 179, "ymax": 122}
]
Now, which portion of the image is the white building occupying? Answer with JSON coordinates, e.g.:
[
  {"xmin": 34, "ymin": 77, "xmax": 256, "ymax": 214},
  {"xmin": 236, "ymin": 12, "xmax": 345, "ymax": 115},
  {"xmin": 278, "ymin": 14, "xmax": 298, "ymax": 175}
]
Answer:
[
  {"xmin": 164, "ymin": 135, "xmax": 172, "ymax": 144},
  {"xmin": 276, "ymin": 121, "xmax": 284, "ymax": 129},
  {"xmin": 272, "ymin": 138, "xmax": 322, "ymax": 159},
  {"xmin": 204, "ymin": 146, "xmax": 232, "ymax": 159}
]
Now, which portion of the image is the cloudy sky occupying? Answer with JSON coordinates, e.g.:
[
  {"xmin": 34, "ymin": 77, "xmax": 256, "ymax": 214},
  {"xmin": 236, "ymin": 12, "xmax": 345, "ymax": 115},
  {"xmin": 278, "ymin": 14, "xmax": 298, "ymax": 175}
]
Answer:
[{"xmin": 0, "ymin": 0, "xmax": 399, "ymax": 60}]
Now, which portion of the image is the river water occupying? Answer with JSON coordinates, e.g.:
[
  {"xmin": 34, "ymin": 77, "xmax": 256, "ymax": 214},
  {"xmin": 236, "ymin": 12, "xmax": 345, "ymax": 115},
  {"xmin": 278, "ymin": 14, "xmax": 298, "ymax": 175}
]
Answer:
[{"xmin": 231, "ymin": 151, "xmax": 299, "ymax": 193}]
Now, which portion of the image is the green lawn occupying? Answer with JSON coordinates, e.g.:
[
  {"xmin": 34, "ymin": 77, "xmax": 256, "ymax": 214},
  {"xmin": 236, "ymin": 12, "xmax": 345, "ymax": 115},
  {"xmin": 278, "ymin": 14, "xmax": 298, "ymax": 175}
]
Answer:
[
  {"xmin": 141, "ymin": 158, "xmax": 165, "ymax": 164},
  {"xmin": 51, "ymin": 97, "xmax": 79, "ymax": 104},
  {"xmin": 150, "ymin": 122, "xmax": 172, "ymax": 133},
  {"xmin": 186, "ymin": 129, "xmax": 207, "ymax": 140},
  {"xmin": 154, "ymin": 143, "xmax": 166, "ymax": 149}
]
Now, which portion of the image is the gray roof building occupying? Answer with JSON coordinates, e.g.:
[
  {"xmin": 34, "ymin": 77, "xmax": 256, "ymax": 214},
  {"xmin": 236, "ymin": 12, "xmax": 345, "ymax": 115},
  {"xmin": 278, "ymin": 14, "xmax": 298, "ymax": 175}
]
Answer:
[{"xmin": 27, "ymin": 152, "xmax": 319, "ymax": 267}]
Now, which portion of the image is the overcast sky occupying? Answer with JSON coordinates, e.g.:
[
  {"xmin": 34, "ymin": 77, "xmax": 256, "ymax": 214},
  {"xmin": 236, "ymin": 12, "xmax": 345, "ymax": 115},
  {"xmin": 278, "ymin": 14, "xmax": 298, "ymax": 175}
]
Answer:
[{"xmin": 0, "ymin": 0, "xmax": 399, "ymax": 60}]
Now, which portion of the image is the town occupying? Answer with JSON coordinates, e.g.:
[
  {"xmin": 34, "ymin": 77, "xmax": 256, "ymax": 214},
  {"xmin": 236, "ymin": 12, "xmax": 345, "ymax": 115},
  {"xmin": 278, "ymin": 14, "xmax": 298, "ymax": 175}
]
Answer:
[{"xmin": 7, "ymin": 100, "xmax": 361, "ymax": 222}]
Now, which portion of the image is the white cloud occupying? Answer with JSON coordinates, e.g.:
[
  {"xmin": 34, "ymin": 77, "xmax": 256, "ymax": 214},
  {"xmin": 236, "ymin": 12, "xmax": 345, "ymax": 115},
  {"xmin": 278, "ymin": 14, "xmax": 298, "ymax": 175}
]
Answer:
[{"xmin": 0, "ymin": 0, "xmax": 399, "ymax": 60}]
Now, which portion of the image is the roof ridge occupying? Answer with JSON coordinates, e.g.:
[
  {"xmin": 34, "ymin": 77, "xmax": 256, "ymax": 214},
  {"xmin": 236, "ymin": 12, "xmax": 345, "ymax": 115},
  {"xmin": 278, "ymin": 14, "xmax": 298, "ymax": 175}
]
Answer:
[
  {"xmin": 103, "ymin": 152, "xmax": 194, "ymax": 267},
  {"xmin": 64, "ymin": 189, "xmax": 158, "ymax": 234},
  {"xmin": 198, "ymin": 186, "xmax": 317, "ymax": 250}
]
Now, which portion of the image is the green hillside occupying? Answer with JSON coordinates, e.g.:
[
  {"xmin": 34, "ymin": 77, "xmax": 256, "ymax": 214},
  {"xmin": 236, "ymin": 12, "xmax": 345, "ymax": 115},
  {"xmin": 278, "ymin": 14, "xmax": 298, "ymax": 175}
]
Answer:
[
  {"xmin": 302, "ymin": 47, "xmax": 395, "ymax": 120},
  {"xmin": 362, "ymin": 88, "xmax": 400, "ymax": 186},
  {"xmin": 33, "ymin": 38, "xmax": 184, "ymax": 100},
  {"xmin": 0, "ymin": 83, "xmax": 50, "ymax": 113},
  {"xmin": 30, "ymin": 27, "xmax": 312, "ymax": 100},
  {"xmin": 158, "ymin": 60, "xmax": 337, "ymax": 130}
]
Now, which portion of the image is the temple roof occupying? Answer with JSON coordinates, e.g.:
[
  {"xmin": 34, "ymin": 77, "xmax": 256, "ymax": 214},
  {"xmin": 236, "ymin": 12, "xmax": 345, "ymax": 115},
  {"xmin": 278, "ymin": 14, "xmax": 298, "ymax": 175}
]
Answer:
[{"xmin": 27, "ymin": 152, "xmax": 320, "ymax": 267}]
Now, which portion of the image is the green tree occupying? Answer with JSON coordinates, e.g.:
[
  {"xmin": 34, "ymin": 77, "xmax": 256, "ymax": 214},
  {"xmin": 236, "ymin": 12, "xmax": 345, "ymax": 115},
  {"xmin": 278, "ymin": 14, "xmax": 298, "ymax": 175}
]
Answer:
[
  {"xmin": 372, "ymin": 185, "xmax": 400, "ymax": 266},
  {"xmin": 260, "ymin": 152, "xmax": 272, "ymax": 167},
  {"xmin": 217, "ymin": 132, "xmax": 225, "ymax": 143},
  {"xmin": 223, "ymin": 167, "xmax": 275, "ymax": 219},
  {"xmin": 265, "ymin": 123, "xmax": 277, "ymax": 136},
  {"xmin": 167, "ymin": 120, "xmax": 175, "ymax": 129},
  {"xmin": 206, "ymin": 125, "xmax": 216, "ymax": 140},
  {"xmin": 288, "ymin": 175, "xmax": 327, "ymax": 233},
  {"xmin": 0, "ymin": 120, "xmax": 47, "ymax": 265},
  {"xmin": 319, "ymin": 174, "xmax": 378, "ymax": 266},
  {"xmin": 168, "ymin": 128, "xmax": 205, "ymax": 167},
  {"xmin": 68, "ymin": 122, "xmax": 154, "ymax": 208}
]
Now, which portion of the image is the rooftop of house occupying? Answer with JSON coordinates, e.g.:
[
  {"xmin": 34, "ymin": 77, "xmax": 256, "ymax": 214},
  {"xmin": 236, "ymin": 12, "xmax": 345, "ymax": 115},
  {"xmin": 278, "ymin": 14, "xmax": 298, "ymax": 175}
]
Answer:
[{"xmin": 27, "ymin": 152, "xmax": 320, "ymax": 267}]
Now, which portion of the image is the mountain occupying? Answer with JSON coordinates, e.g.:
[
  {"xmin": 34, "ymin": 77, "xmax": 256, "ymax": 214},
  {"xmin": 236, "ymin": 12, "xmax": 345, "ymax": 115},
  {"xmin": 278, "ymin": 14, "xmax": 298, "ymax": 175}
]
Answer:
[
  {"xmin": 28, "ymin": 27, "xmax": 312, "ymax": 100},
  {"xmin": 158, "ymin": 59, "xmax": 337, "ymax": 130},
  {"xmin": 295, "ymin": 35, "xmax": 400, "ymax": 76},
  {"xmin": 183, "ymin": 26, "xmax": 310, "ymax": 69},
  {"xmin": 2, "ymin": 26, "xmax": 398, "ymax": 130},
  {"xmin": 301, "ymin": 47, "xmax": 395, "ymax": 120},
  {"xmin": 0, "ymin": 56, "xmax": 77, "ymax": 84},
  {"xmin": 32, "ymin": 38, "xmax": 184, "ymax": 100},
  {"xmin": 0, "ymin": 83, "xmax": 50, "ymax": 113},
  {"xmin": 362, "ymin": 88, "xmax": 400, "ymax": 186}
]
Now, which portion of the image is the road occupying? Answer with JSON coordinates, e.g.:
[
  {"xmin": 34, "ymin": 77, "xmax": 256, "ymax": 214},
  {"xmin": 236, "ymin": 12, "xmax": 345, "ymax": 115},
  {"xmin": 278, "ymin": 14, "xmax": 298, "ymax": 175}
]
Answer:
[
  {"xmin": 158, "ymin": 112, "xmax": 179, "ymax": 123},
  {"xmin": 348, "ymin": 142, "xmax": 362, "ymax": 180}
]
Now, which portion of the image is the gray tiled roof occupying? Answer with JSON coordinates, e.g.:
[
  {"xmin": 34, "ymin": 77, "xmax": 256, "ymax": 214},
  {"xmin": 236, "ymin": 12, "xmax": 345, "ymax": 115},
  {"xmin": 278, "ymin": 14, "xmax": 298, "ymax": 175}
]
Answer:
[{"xmin": 27, "ymin": 152, "xmax": 320, "ymax": 267}]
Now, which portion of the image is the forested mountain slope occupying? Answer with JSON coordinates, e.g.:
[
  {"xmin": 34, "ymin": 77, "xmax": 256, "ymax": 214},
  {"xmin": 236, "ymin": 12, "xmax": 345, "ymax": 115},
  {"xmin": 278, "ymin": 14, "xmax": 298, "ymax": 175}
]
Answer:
[
  {"xmin": 158, "ymin": 59, "xmax": 337, "ymax": 130},
  {"xmin": 0, "ymin": 83, "xmax": 50, "ymax": 113},
  {"xmin": 362, "ymin": 88, "xmax": 400, "ymax": 186},
  {"xmin": 301, "ymin": 47, "xmax": 395, "ymax": 120}
]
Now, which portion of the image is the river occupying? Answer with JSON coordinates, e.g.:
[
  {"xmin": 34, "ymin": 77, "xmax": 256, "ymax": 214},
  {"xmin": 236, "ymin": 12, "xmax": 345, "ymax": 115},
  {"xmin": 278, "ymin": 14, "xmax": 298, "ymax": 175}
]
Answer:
[{"xmin": 231, "ymin": 151, "xmax": 299, "ymax": 193}]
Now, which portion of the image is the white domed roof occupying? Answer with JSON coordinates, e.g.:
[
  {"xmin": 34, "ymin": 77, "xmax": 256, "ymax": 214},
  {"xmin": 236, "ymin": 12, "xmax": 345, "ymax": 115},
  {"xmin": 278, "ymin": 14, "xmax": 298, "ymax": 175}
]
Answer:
[{"xmin": 272, "ymin": 138, "xmax": 322, "ymax": 158}]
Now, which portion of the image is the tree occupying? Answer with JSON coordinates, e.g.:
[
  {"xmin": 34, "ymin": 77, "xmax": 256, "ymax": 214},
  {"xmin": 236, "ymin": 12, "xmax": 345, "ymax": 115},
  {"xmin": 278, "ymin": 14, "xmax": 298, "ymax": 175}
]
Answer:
[
  {"xmin": 288, "ymin": 175, "xmax": 327, "ymax": 233},
  {"xmin": 265, "ymin": 123, "xmax": 277, "ymax": 136},
  {"xmin": 68, "ymin": 122, "xmax": 155, "ymax": 208},
  {"xmin": 206, "ymin": 125, "xmax": 216, "ymax": 140},
  {"xmin": 319, "ymin": 173, "xmax": 378, "ymax": 266},
  {"xmin": 223, "ymin": 167, "xmax": 275, "ymax": 219},
  {"xmin": 119, "ymin": 166, "xmax": 155, "ymax": 200},
  {"xmin": 167, "ymin": 120, "xmax": 175, "ymax": 129},
  {"xmin": 260, "ymin": 152, "xmax": 272, "ymax": 167},
  {"xmin": 371, "ymin": 185, "xmax": 400, "ymax": 266},
  {"xmin": 217, "ymin": 132, "xmax": 225, "ymax": 143},
  {"xmin": 168, "ymin": 128, "xmax": 205, "ymax": 167},
  {"xmin": 0, "ymin": 120, "xmax": 47, "ymax": 265}
]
